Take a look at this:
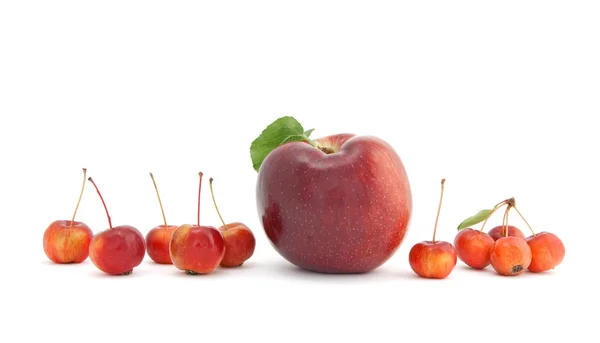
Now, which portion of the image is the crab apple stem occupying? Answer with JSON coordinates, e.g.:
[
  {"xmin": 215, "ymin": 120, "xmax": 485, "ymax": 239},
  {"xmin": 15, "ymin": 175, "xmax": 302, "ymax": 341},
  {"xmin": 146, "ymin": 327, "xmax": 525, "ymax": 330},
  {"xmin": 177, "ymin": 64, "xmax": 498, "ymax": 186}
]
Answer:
[
  {"xmin": 493, "ymin": 198, "xmax": 509, "ymax": 209},
  {"xmin": 479, "ymin": 202, "xmax": 507, "ymax": 233},
  {"xmin": 87, "ymin": 177, "xmax": 113, "ymax": 229},
  {"xmin": 501, "ymin": 206, "xmax": 507, "ymax": 237},
  {"xmin": 502, "ymin": 205, "xmax": 512, "ymax": 238},
  {"xmin": 513, "ymin": 206, "xmax": 536, "ymax": 237},
  {"xmin": 197, "ymin": 172, "xmax": 203, "ymax": 226},
  {"xmin": 149, "ymin": 172, "xmax": 168, "ymax": 226},
  {"xmin": 432, "ymin": 178, "xmax": 446, "ymax": 243},
  {"xmin": 209, "ymin": 177, "xmax": 228, "ymax": 230},
  {"xmin": 70, "ymin": 168, "xmax": 87, "ymax": 227}
]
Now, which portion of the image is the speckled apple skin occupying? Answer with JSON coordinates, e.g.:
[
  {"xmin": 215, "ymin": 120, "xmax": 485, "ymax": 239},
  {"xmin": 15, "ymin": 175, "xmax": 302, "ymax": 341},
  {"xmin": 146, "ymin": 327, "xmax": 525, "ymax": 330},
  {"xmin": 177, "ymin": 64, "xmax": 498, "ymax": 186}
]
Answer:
[{"xmin": 257, "ymin": 134, "xmax": 412, "ymax": 273}]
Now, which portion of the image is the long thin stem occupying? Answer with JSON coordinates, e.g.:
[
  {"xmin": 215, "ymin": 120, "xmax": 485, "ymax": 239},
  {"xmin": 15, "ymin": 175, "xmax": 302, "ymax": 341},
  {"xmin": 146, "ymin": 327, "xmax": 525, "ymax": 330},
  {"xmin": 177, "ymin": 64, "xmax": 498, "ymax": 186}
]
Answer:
[
  {"xmin": 209, "ymin": 178, "xmax": 228, "ymax": 230},
  {"xmin": 87, "ymin": 177, "xmax": 113, "ymax": 229},
  {"xmin": 502, "ymin": 205, "xmax": 512, "ymax": 238},
  {"xmin": 149, "ymin": 172, "xmax": 168, "ymax": 226},
  {"xmin": 479, "ymin": 202, "xmax": 507, "ymax": 233},
  {"xmin": 197, "ymin": 172, "xmax": 203, "ymax": 226},
  {"xmin": 70, "ymin": 168, "xmax": 87, "ymax": 227},
  {"xmin": 493, "ymin": 197, "xmax": 512, "ymax": 209},
  {"xmin": 501, "ymin": 205, "xmax": 508, "ymax": 237},
  {"xmin": 432, "ymin": 178, "xmax": 446, "ymax": 243},
  {"xmin": 513, "ymin": 206, "xmax": 536, "ymax": 237}
]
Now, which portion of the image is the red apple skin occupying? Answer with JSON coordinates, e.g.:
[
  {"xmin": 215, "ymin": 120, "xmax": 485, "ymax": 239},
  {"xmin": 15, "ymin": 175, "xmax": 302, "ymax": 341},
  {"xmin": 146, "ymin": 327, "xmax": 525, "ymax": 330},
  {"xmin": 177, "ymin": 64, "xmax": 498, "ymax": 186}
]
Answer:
[
  {"xmin": 257, "ymin": 134, "xmax": 412, "ymax": 273},
  {"xmin": 526, "ymin": 232, "xmax": 565, "ymax": 272},
  {"xmin": 408, "ymin": 241, "xmax": 457, "ymax": 279},
  {"xmin": 89, "ymin": 225, "xmax": 146, "ymax": 275},
  {"xmin": 169, "ymin": 224, "xmax": 225, "ymax": 274},
  {"xmin": 146, "ymin": 225, "xmax": 178, "ymax": 264},
  {"xmin": 219, "ymin": 222, "xmax": 256, "ymax": 267},
  {"xmin": 454, "ymin": 228, "xmax": 495, "ymax": 269},
  {"xmin": 488, "ymin": 225, "xmax": 526, "ymax": 241},
  {"xmin": 43, "ymin": 220, "xmax": 93, "ymax": 263}
]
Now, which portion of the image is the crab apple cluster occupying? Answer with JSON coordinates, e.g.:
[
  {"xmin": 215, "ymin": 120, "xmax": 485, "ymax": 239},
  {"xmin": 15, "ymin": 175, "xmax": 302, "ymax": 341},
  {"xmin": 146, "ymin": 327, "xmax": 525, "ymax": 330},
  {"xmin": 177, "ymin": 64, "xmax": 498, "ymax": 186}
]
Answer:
[{"xmin": 455, "ymin": 198, "xmax": 565, "ymax": 276}]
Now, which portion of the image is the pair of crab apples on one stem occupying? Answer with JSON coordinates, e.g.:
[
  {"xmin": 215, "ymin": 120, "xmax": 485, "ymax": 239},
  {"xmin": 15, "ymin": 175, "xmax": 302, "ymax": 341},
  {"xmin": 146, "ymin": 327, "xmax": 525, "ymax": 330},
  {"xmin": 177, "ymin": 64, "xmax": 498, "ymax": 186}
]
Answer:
[
  {"xmin": 409, "ymin": 179, "xmax": 565, "ymax": 279},
  {"xmin": 42, "ymin": 169, "xmax": 255, "ymax": 276}
]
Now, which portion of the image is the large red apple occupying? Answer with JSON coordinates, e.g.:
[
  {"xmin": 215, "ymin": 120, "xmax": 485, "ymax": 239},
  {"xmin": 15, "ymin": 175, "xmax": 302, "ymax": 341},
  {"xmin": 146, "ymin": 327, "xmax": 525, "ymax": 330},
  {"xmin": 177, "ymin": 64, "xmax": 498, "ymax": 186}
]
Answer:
[{"xmin": 256, "ymin": 133, "xmax": 412, "ymax": 273}]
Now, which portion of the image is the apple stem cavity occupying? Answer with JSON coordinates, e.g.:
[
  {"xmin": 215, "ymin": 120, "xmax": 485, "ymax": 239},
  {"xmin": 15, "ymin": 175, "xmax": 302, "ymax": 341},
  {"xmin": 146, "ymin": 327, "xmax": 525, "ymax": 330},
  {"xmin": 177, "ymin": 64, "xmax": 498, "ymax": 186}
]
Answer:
[
  {"xmin": 197, "ymin": 172, "xmax": 203, "ymax": 226},
  {"xmin": 432, "ymin": 178, "xmax": 446, "ymax": 243},
  {"xmin": 209, "ymin": 177, "xmax": 228, "ymax": 230},
  {"xmin": 513, "ymin": 205, "xmax": 536, "ymax": 237},
  {"xmin": 87, "ymin": 177, "xmax": 113, "ymax": 229},
  {"xmin": 149, "ymin": 172, "xmax": 168, "ymax": 226},
  {"xmin": 70, "ymin": 168, "xmax": 87, "ymax": 228},
  {"xmin": 318, "ymin": 146, "xmax": 335, "ymax": 154}
]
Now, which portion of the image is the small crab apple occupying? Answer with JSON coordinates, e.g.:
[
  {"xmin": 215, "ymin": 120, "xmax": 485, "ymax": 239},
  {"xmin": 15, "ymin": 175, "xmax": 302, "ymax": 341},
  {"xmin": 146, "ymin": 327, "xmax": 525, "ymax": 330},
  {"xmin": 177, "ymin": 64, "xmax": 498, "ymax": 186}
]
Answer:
[
  {"xmin": 145, "ymin": 173, "xmax": 178, "ymax": 264},
  {"xmin": 526, "ymin": 232, "xmax": 565, "ymax": 272},
  {"xmin": 454, "ymin": 228, "xmax": 494, "ymax": 269},
  {"xmin": 209, "ymin": 177, "xmax": 256, "ymax": 267},
  {"xmin": 169, "ymin": 172, "xmax": 225, "ymax": 275},
  {"xmin": 490, "ymin": 206, "xmax": 531, "ymax": 276},
  {"xmin": 490, "ymin": 236, "xmax": 532, "ymax": 276},
  {"xmin": 87, "ymin": 177, "xmax": 146, "ymax": 275},
  {"xmin": 509, "ymin": 206, "xmax": 565, "ymax": 273},
  {"xmin": 43, "ymin": 168, "xmax": 94, "ymax": 263},
  {"xmin": 409, "ymin": 179, "xmax": 457, "ymax": 279}
]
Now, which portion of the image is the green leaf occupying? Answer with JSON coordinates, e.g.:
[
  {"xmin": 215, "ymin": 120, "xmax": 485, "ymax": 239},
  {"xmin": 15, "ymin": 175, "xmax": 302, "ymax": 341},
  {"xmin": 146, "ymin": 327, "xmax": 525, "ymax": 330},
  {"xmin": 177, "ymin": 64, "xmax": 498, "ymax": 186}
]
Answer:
[
  {"xmin": 457, "ymin": 209, "xmax": 494, "ymax": 230},
  {"xmin": 250, "ymin": 116, "xmax": 314, "ymax": 172}
]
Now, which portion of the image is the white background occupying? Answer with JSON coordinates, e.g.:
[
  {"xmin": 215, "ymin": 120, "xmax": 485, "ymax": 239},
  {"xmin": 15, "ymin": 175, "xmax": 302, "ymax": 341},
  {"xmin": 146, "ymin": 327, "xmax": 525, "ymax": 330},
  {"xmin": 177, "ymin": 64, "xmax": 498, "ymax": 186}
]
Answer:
[{"xmin": 1, "ymin": 1, "xmax": 598, "ymax": 342}]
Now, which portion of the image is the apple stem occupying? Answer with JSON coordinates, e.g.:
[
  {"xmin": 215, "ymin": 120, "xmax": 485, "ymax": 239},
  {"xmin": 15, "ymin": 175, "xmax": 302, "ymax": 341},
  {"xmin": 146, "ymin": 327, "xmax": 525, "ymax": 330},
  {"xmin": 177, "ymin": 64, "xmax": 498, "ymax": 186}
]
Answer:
[
  {"xmin": 209, "ymin": 177, "xmax": 228, "ymax": 230},
  {"xmin": 513, "ymin": 205, "xmax": 536, "ymax": 237},
  {"xmin": 432, "ymin": 178, "xmax": 446, "ymax": 243},
  {"xmin": 502, "ymin": 205, "xmax": 512, "ymax": 238},
  {"xmin": 197, "ymin": 172, "xmax": 203, "ymax": 226},
  {"xmin": 87, "ymin": 177, "xmax": 113, "ymax": 229},
  {"xmin": 493, "ymin": 198, "xmax": 509, "ymax": 208},
  {"xmin": 479, "ymin": 200, "xmax": 509, "ymax": 233},
  {"xmin": 149, "ymin": 172, "xmax": 168, "ymax": 227},
  {"xmin": 501, "ymin": 206, "xmax": 506, "ymax": 237},
  {"xmin": 70, "ymin": 168, "xmax": 87, "ymax": 227}
]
